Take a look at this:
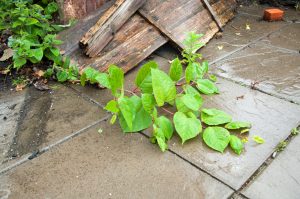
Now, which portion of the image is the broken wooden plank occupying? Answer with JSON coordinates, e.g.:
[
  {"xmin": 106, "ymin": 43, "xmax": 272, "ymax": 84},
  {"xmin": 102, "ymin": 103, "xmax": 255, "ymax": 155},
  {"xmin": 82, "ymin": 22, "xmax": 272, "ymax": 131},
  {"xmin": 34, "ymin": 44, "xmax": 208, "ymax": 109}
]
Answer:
[
  {"xmin": 138, "ymin": 0, "xmax": 236, "ymax": 49},
  {"xmin": 80, "ymin": 14, "xmax": 168, "ymax": 73},
  {"xmin": 79, "ymin": 0, "xmax": 146, "ymax": 58}
]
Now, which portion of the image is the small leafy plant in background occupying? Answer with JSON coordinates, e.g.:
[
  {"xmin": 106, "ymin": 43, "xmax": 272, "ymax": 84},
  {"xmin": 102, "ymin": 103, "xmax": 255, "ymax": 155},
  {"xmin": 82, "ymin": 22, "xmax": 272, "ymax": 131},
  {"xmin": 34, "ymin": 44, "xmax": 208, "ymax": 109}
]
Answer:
[
  {"xmin": 81, "ymin": 32, "xmax": 258, "ymax": 155},
  {"xmin": 0, "ymin": 0, "xmax": 79, "ymax": 83}
]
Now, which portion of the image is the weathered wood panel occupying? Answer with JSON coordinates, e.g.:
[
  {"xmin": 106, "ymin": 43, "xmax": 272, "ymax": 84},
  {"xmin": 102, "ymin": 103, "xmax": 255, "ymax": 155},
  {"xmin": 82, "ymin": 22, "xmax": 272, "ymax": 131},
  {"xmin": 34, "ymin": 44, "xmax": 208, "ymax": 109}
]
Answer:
[
  {"xmin": 82, "ymin": 14, "xmax": 168, "ymax": 72},
  {"xmin": 139, "ymin": 0, "xmax": 236, "ymax": 49},
  {"xmin": 80, "ymin": 0, "xmax": 146, "ymax": 57}
]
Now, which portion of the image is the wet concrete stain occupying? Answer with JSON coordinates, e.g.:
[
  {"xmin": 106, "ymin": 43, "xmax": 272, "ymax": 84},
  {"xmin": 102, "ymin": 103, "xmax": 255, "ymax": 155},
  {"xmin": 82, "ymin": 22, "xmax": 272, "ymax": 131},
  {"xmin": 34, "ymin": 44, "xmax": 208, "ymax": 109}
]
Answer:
[{"xmin": 8, "ymin": 87, "xmax": 52, "ymax": 158}]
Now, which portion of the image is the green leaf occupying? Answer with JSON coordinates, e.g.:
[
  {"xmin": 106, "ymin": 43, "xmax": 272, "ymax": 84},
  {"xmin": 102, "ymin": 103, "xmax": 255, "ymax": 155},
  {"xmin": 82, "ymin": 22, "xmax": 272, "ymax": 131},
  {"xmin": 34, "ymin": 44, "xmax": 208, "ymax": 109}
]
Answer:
[
  {"xmin": 110, "ymin": 115, "xmax": 117, "ymax": 124},
  {"xmin": 108, "ymin": 65, "xmax": 124, "ymax": 96},
  {"xmin": 49, "ymin": 47, "xmax": 60, "ymax": 57},
  {"xmin": 26, "ymin": 18, "xmax": 39, "ymax": 25},
  {"xmin": 173, "ymin": 112, "xmax": 202, "ymax": 144},
  {"xmin": 225, "ymin": 121, "xmax": 252, "ymax": 130},
  {"xmin": 151, "ymin": 68, "xmax": 177, "ymax": 106},
  {"xmin": 104, "ymin": 100, "xmax": 119, "ymax": 114},
  {"xmin": 169, "ymin": 58, "xmax": 182, "ymax": 82},
  {"xmin": 183, "ymin": 85, "xmax": 201, "ymax": 98},
  {"xmin": 80, "ymin": 72, "xmax": 87, "ymax": 86},
  {"xmin": 209, "ymin": 74, "xmax": 217, "ymax": 82},
  {"xmin": 156, "ymin": 116, "xmax": 173, "ymax": 140},
  {"xmin": 45, "ymin": 2, "xmax": 59, "ymax": 15},
  {"xmin": 201, "ymin": 108, "xmax": 232, "ymax": 125},
  {"xmin": 230, "ymin": 135, "xmax": 243, "ymax": 155},
  {"xmin": 31, "ymin": 48, "xmax": 43, "ymax": 61},
  {"xmin": 253, "ymin": 135, "xmax": 265, "ymax": 144},
  {"xmin": 181, "ymin": 93, "xmax": 203, "ymax": 111},
  {"xmin": 56, "ymin": 70, "xmax": 68, "ymax": 82},
  {"xmin": 203, "ymin": 127, "xmax": 231, "ymax": 153},
  {"xmin": 119, "ymin": 96, "xmax": 152, "ymax": 133},
  {"xmin": 95, "ymin": 73, "xmax": 110, "ymax": 88},
  {"xmin": 14, "ymin": 57, "xmax": 27, "ymax": 69},
  {"xmin": 185, "ymin": 64, "xmax": 194, "ymax": 84},
  {"xmin": 241, "ymin": 129, "xmax": 250, "ymax": 134},
  {"xmin": 141, "ymin": 93, "xmax": 155, "ymax": 113},
  {"xmin": 118, "ymin": 97, "xmax": 135, "ymax": 130},
  {"xmin": 196, "ymin": 79, "xmax": 219, "ymax": 95},
  {"xmin": 175, "ymin": 95, "xmax": 191, "ymax": 113},
  {"xmin": 135, "ymin": 61, "xmax": 158, "ymax": 93},
  {"xmin": 63, "ymin": 56, "xmax": 71, "ymax": 68},
  {"xmin": 202, "ymin": 61, "xmax": 209, "ymax": 74},
  {"xmin": 153, "ymin": 125, "xmax": 168, "ymax": 152}
]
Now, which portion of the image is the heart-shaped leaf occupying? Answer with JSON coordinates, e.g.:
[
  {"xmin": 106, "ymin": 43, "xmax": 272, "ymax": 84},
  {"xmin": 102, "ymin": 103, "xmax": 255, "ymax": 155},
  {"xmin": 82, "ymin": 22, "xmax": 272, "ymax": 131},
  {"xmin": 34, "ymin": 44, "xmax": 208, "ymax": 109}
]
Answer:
[
  {"xmin": 169, "ymin": 57, "xmax": 182, "ymax": 82},
  {"xmin": 196, "ymin": 79, "xmax": 219, "ymax": 95},
  {"xmin": 203, "ymin": 127, "xmax": 231, "ymax": 153},
  {"xmin": 119, "ymin": 96, "xmax": 152, "ymax": 133},
  {"xmin": 151, "ymin": 68, "xmax": 177, "ymax": 106},
  {"xmin": 156, "ymin": 116, "xmax": 173, "ymax": 140},
  {"xmin": 201, "ymin": 108, "xmax": 232, "ymax": 125},
  {"xmin": 173, "ymin": 112, "xmax": 202, "ymax": 144}
]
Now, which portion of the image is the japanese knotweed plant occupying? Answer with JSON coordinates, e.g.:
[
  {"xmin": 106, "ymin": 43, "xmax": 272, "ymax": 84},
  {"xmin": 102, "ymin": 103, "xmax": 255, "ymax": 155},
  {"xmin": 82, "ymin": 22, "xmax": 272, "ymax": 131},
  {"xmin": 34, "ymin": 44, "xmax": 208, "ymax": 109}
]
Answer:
[{"xmin": 81, "ymin": 32, "xmax": 253, "ymax": 155}]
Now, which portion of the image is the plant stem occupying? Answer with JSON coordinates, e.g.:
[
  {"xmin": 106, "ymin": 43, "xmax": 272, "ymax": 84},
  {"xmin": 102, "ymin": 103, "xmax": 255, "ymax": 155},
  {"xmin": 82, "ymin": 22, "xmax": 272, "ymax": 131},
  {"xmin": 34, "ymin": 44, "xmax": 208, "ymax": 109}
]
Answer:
[
  {"xmin": 124, "ymin": 89, "xmax": 137, "ymax": 96},
  {"xmin": 161, "ymin": 107, "xmax": 174, "ymax": 115}
]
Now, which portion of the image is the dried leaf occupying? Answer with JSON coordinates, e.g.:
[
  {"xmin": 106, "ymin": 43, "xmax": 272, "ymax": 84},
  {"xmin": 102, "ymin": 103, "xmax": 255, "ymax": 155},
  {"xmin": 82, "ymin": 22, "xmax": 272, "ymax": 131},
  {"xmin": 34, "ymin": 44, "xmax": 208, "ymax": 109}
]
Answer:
[
  {"xmin": 0, "ymin": 48, "xmax": 13, "ymax": 61},
  {"xmin": 33, "ymin": 81, "xmax": 50, "ymax": 91},
  {"xmin": 34, "ymin": 70, "xmax": 45, "ymax": 78},
  {"xmin": 0, "ymin": 69, "xmax": 10, "ymax": 75},
  {"xmin": 15, "ymin": 84, "xmax": 26, "ymax": 91},
  {"xmin": 246, "ymin": 24, "xmax": 251, "ymax": 30}
]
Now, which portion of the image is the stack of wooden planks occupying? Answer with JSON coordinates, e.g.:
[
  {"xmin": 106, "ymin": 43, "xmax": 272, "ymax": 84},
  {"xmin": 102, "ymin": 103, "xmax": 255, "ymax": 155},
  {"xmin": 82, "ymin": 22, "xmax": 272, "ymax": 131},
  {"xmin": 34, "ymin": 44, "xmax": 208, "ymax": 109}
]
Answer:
[{"xmin": 59, "ymin": 0, "xmax": 236, "ymax": 73}]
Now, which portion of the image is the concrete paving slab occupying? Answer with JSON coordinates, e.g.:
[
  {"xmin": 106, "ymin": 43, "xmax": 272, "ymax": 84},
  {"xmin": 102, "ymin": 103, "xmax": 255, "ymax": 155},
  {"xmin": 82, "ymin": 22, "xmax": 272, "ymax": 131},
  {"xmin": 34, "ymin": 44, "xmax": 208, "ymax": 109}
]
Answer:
[
  {"xmin": 0, "ymin": 90, "xmax": 26, "ymax": 167},
  {"xmin": 0, "ymin": 121, "xmax": 234, "ymax": 199},
  {"xmin": 211, "ymin": 42, "xmax": 300, "ymax": 104},
  {"xmin": 261, "ymin": 23, "xmax": 300, "ymax": 52},
  {"xmin": 238, "ymin": 4, "xmax": 300, "ymax": 22},
  {"xmin": 242, "ymin": 134, "xmax": 300, "ymax": 199},
  {"xmin": 145, "ymin": 78, "xmax": 300, "ymax": 190},
  {"xmin": 70, "ymin": 55, "xmax": 172, "ymax": 107},
  {"xmin": 199, "ymin": 13, "xmax": 286, "ymax": 63},
  {"xmin": 0, "ymin": 84, "xmax": 107, "ymax": 171}
]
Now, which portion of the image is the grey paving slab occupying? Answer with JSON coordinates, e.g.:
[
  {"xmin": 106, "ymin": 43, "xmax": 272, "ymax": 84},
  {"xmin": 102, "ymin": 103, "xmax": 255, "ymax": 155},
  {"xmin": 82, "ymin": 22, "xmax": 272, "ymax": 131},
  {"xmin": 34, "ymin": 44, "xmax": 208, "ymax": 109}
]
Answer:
[
  {"xmin": 0, "ymin": 84, "xmax": 107, "ymax": 171},
  {"xmin": 238, "ymin": 4, "xmax": 300, "ymax": 22},
  {"xmin": 0, "ymin": 90, "xmax": 26, "ymax": 167},
  {"xmin": 211, "ymin": 42, "xmax": 300, "ymax": 104},
  {"xmin": 70, "ymin": 55, "xmax": 172, "ymax": 107},
  {"xmin": 0, "ymin": 121, "xmax": 234, "ymax": 199},
  {"xmin": 145, "ymin": 78, "xmax": 300, "ymax": 190},
  {"xmin": 242, "ymin": 134, "xmax": 300, "ymax": 199},
  {"xmin": 199, "ymin": 13, "xmax": 286, "ymax": 63},
  {"xmin": 261, "ymin": 23, "xmax": 300, "ymax": 52}
]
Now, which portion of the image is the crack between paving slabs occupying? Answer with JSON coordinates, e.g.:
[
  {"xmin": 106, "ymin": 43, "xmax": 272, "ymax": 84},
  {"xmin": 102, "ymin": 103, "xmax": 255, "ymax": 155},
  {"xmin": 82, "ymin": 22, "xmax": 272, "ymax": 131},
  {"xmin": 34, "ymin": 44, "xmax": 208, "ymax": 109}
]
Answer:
[
  {"xmin": 237, "ymin": 125, "xmax": 300, "ymax": 194},
  {"xmin": 0, "ymin": 116, "xmax": 110, "ymax": 176},
  {"xmin": 137, "ymin": 130, "xmax": 236, "ymax": 192},
  {"xmin": 66, "ymin": 84, "xmax": 106, "ymax": 108}
]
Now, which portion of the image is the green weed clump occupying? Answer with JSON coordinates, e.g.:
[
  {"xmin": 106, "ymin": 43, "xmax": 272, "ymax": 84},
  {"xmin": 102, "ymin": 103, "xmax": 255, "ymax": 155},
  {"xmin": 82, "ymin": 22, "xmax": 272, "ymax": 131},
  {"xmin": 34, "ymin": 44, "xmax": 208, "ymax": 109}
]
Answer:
[{"xmin": 0, "ymin": 0, "xmax": 78, "ymax": 82}]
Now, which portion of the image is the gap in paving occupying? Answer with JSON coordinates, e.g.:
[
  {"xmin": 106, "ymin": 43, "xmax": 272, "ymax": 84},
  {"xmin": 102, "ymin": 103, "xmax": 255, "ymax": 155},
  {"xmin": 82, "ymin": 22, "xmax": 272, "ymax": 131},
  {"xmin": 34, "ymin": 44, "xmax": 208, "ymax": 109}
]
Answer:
[
  {"xmin": 137, "ymin": 130, "xmax": 236, "ymax": 191},
  {"xmin": 237, "ymin": 125, "xmax": 300, "ymax": 193}
]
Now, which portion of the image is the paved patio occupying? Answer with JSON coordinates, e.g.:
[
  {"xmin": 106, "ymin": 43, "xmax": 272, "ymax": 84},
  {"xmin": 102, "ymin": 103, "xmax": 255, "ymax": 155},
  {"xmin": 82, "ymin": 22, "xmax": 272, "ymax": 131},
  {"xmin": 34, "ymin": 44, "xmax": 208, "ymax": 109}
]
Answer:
[{"xmin": 0, "ymin": 4, "xmax": 300, "ymax": 199}]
